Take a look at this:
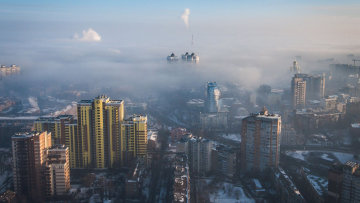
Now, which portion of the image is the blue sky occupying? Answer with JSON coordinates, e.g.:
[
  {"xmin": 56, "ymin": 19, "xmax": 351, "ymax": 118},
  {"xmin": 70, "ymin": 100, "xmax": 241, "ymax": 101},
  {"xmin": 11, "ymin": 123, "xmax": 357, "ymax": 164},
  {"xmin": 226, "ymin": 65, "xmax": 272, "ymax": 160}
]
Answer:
[{"xmin": 1, "ymin": 0, "xmax": 360, "ymax": 22}]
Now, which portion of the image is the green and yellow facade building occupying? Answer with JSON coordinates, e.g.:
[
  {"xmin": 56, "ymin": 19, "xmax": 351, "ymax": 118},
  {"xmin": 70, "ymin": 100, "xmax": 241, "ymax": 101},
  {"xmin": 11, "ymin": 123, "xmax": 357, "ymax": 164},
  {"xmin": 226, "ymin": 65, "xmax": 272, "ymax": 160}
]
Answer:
[
  {"xmin": 120, "ymin": 115, "xmax": 147, "ymax": 163},
  {"xmin": 34, "ymin": 95, "xmax": 146, "ymax": 169}
]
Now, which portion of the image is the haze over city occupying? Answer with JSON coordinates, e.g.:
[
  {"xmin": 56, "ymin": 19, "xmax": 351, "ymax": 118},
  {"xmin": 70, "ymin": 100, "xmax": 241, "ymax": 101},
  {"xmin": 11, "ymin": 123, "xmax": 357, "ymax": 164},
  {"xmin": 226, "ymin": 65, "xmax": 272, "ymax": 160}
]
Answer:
[
  {"xmin": 1, "ymin": 1, "xmax": 360, "ymax": 96},
  {"xmin": 1, "ymin": 1, "xmax": 360, "ymax": 203}
]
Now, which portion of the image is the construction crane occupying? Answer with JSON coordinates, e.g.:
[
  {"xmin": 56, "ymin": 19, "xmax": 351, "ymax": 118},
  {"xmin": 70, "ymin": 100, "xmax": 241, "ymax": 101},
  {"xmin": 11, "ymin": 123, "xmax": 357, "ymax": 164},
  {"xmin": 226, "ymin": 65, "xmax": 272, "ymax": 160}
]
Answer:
[{"xmin": 352, "ymin": 59, "xmax": 360, "ymax": 66}]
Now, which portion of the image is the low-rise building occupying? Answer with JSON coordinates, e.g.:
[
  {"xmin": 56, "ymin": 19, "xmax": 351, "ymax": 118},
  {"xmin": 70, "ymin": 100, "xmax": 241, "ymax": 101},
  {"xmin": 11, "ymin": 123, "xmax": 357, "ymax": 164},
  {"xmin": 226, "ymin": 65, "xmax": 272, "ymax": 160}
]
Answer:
[
  {"xmin": 173, "ymin": 155, "xmax": 190, "ymax": 203},
  {"xmin": 294, "ymin": 109, "xmax": 343, "ymax": 131}
]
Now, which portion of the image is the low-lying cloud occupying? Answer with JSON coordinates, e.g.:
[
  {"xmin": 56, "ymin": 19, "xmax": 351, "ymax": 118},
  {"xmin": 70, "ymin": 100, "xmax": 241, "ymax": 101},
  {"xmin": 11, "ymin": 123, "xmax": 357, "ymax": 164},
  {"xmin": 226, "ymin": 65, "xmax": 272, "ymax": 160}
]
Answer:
[{"xmin": 73, "ymin": 28, "xmax": 102, "ymax": 42}]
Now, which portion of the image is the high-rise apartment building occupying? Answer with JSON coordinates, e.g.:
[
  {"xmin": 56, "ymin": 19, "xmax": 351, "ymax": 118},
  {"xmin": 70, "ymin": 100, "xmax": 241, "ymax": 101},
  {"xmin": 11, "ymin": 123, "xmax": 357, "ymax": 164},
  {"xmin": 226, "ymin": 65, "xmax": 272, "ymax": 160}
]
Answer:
[
  {"xmin": 326, "ymin": 161, "xmax": 360, "ymax": 203},
  {"xmin": 211, "ymin": 145, "xmax": 236, "ymax": 178},
  {"xmin": 240, "ymin": 107, "xmax": 281, "ymax": 172},
  {"xmin": 291, "ymin": 73, "xmax": 325, "ymax": 109},
  {"xmin": 341, "ymin": 161, "xmax": 360, "ymax": 203},
  {"xmin": 34, "ymin": 115, "xmax": 79, "ymax": 168},
  {"xmin": 12, "ymin": 132, "xmax": 52, "ymax": 201},
  {"xmin": 77, "ymin": 95, "xmax": 124, "ymax": 168},
  {"xmin": 327, "ymin": 163, "xmax": 343, "ymax": 203},
  {"xmin": 12, "ymin": 132, "xmax": 71, "ymax": 201},
  {"xmin": 120, "ymin": 115, "xmax": 147, "ymax": 163},
  {"xmin": 34, "ymin": 115, "xmax": 74, "ymax": 145},
  {"xmin": 33, "ymin": 96, "xmax": 147, "ymax": 169},
  {"xmin": 64, "ymin": 123, "xmax": 79, "ymax": 168},
  {"xmin": 77, "ymin": 100, "xmax": 92, "ymax": 168},
  {"xmin": 206, "ymin": 82, "xmax": 220, "ymax": 113},
  {"xmin": 45, "ymin": 145, "xmax": 70, "ymax": 197},
  {"xmin": 308, "ymin": 74, "xmax": 325, "ymax": 100},
  {"xmin": 187, "ymin": 137, "xmax": 213, "ymax": 176},
  {"xmin": 291, "ymin": 75, "xmax": 307, "ymax": 109}
]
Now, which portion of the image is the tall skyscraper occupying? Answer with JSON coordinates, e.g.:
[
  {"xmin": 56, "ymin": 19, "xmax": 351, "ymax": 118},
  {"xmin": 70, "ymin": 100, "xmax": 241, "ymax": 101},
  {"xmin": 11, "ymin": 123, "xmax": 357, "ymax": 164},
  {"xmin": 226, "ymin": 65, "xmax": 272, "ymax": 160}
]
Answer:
[
  {"xmin": 77, "ymin": 95, "xmax": 124, "ymax": 168},
  {"xmin": 291, "ymin": 75, "xmax": 307, "ymax": 109},
  {"xmin": 291, "ymin": 73, "xmax": 325, "ymax": 109},
  {"xmin": 45, "ymin": 145, "xmax": 71, "ymax": 197},
  {"xmin": 120, "ymin": 115, "xmax": 147, "ymax": 163},
  {"xmin": 206, "ymin": 82, "xmax": 221, "ymax": 113},
  {"xmin": 308, "ymin": 74, "xmax": 325, "ymax": 100},
  {"xmin": 12, "ymin": 132, "xmax": 52, "ymax": 201},
  {"xmin": 240, "ymin": 107, "xmax": 281, "ymax": 172},
  {"xmin": 34, "ymin": 115, "xmax": 74, "ymax": 145},
  {"xmin": 290, "ymin": 60, "xmax": 301, "ymax": 74},
  {"xmin": 77, "ymin": 99, "xmax": 92, "ymax": 168},
  {"xmin": 64, "ymin": 123, "xmax": 79, "ymax": 168}
]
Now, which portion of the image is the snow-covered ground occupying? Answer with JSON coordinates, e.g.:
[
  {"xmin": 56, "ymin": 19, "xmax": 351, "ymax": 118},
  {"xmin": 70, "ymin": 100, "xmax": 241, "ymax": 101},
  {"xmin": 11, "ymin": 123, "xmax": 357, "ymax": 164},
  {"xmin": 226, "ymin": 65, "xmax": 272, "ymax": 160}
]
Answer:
[
  {"xmin": 218, "ymin": 133, "xmax": 241, "ymax": 142},
  {"xmin": 321, "ymin": 153, "xmax": 334, "ymax": 162},
  {"xmin": 332, "ymin": 152, "xmax": 354, "ymax": 164},
  {"xmin": 306, "ymin": 175, "xmax": 328, "ymax": 196},
  {"xmin": 285, "ymin": 151, "xmax": 309, "ymax": 161},
  {"xmin": 209, "ymin": 182, "xmax": 254, "ymax": 203},
  {"xmin": 285, "ymin": 150, "xmax": 355, "ymax": 164}
]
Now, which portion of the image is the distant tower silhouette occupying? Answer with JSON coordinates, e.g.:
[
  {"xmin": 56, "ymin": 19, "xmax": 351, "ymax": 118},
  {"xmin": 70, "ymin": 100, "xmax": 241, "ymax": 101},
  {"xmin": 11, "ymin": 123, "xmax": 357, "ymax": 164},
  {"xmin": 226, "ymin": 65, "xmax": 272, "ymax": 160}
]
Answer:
[
  {"xmin": 206, "ymin": 82, "xmax": 220, "ymax": 113},
  {"xmin": 290, "ymin": 60, "xmax": 301, "ymax": 73}
]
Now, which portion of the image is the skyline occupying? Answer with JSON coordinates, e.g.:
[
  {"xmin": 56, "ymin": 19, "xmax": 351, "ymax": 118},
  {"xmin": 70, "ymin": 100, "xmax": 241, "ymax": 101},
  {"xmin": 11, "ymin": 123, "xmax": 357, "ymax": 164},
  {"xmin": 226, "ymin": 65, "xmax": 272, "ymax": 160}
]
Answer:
[{"xmin": 1, "ymin": 2, "xmax": 360, "ymax": 202}]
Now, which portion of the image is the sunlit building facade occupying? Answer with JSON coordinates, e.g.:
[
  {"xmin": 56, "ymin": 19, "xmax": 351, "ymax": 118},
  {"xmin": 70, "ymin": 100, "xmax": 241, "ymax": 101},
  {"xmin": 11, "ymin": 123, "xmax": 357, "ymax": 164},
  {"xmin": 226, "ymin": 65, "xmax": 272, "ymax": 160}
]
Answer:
[
  {"xmin": 120, "ymin": 115, "xmax": 147, "ymax": 163},
  {"xmin": 34, "ymin": 115, "xmax": 74, "ymax": 145},
  {"xmin": 241, "ymin": 107, "xmax": 281, "ymax": 172},
  {"xmin": 291, "ymin": 73, "xmax": 326, "ymax": 109},
  {"xmin": 12, "ymin": 132, "xmax": 52, "ymax": 202},
  {"xmin": 77, "ymin": 95, "xmax": 124, "ymax": 168},
  {"xmin": 45, "ymin": 145, "xmax": 70, "ymax": 197},
  {"xmin": 291, "ymin": 75, "xmax": 307, "ymax": 109},
  {"xmin": 64, "ymin": 123, "xmax": 79, "ymax": 168}
]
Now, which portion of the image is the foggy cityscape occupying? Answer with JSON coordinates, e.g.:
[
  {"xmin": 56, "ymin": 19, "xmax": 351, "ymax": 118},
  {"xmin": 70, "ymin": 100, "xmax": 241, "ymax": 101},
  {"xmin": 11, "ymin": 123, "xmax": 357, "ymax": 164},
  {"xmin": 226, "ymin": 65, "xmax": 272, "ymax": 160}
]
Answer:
[{"xmin": 1, "ymin": 1, "xmax": 360, "ymax": 203}]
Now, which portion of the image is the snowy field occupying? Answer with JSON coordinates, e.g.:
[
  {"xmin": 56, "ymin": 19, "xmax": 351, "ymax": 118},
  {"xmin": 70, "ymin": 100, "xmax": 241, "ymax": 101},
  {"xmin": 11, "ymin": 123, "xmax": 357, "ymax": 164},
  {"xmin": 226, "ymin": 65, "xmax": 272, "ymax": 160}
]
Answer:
[
  {"xmin": 285, "ymin": 150, "xmax": 355, "ymax": 164},
  {"xmin": 209, "ymin": 182, "xmax": 254, "ymax": 203},
  {"xmin": 306, "ymin": 174, "xmax": 328, "ymax": 196},
  {"xmin": 218, "ymin": 133, "xmax": 241, "ymax": 142},
  {"xmin": 284, "ymin": 151, "xmax": 309, "ymax": 161}
]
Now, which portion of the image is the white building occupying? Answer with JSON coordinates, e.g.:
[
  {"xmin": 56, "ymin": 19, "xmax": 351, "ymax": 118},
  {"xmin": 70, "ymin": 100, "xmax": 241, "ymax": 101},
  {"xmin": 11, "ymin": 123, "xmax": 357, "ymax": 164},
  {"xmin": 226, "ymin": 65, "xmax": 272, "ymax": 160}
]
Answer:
[
  {"xmin": 181, "ymin": 52, "xmax": 199, "ymax": 63},
  {"xmin": 167, "ymin": 53, "xmax": 178, "ymax": 62}
]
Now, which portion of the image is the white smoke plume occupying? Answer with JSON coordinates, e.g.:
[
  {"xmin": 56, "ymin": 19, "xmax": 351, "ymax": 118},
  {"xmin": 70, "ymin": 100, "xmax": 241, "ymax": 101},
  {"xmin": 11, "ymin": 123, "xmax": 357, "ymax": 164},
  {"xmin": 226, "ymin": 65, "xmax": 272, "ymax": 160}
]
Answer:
[
  {"xmin": 181, "ymin": 8, "xmax": 190, "ymax": 28},
  {"xmin": 73, "ymin": 28, "xmax": 102, "ymax": 42},
  {"xmin": 27, "ymin": 97, "xmax": 40, "ymax": 113},
  {"xmin": 51, "ymin": 102, "xmax": 77, "ymax": 117}
]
